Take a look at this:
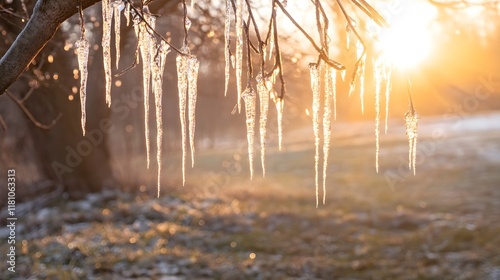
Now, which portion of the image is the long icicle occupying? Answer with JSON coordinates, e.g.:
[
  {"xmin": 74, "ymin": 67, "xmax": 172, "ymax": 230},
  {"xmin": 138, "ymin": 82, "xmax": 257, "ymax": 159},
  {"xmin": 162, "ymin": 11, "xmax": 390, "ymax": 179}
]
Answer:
[
  {"xmin": 374, "ymin": 57, "xmax": 382, "ymax": 173},
  {"xmin": 153, "ymin": 41, "xmax": 170, "ymax": 197},
  {"xmin": 309, "ymin": 63, "xmax": 321, "ymax": 208},
  {"xmin": 77, "ymin": 39, "xmax": 89, "ymax": 136},
  {"xmin": 188, "ymin": 55, "xmax": 200, "ymax": 168},
  {"xmin": 113, "ymin": 0, "xmax": 122, "ymax": 69},
  {"xmin": 243, "ymin": 87, "xmax": 256, "ymax": 179},
  {"xmin": 224, "ymin": 0, "xmax": 231, "ymax": 97},
  {"xmin": 102, "ymin": 0, "xmax": 113, "ymax": 107},
  {"xmin": 256, "ymin": 74, "xmax": 270, "ymax": 177},
  {"xmin": 138, "ymin": 9, "xmax": 154, "ymax": 169},
  {"xmin": 322, "ymin": 66, "xmax": 333, "ymax": 205},
  {"xmin": 176, "ymin": 47, "xmax": 189, "ymax": 186},
  {"xmin": 76, "ymin": 7, "xmax": 89, "ymax": 136},
  {"xmin": 235, "ymin": 0, "xmax": 243, "ymax": 113}
]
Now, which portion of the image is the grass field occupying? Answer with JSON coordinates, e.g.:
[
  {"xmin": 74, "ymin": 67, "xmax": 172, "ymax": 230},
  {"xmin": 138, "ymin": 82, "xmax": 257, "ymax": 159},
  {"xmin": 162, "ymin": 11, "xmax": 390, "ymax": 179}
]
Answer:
[{"xmin": 1, "ymin": 112, "xmax": 500, "ymax": 279}]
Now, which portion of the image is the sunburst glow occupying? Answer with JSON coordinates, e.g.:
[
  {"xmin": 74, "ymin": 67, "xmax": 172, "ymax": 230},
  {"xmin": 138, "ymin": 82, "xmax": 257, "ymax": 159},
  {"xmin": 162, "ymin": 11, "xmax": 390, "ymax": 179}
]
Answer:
[{"xmin": 377, "ymin": 3, "xmax": 437, "ymax": 69}]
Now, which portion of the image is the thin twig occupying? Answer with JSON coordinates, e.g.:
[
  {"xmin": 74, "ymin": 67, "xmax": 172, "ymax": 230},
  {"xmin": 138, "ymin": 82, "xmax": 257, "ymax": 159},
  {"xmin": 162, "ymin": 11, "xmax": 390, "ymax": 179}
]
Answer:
[
  {"xmin": 0, "ymin": 5, "xmax": 28, "ymax": 21},
  {"xmin": 20, "ymin": 0, "xmax": 30, "ymax": 20},
  {"xmin": 336, "ymin": 0, "xmax": 366, "ymax": 82},
  {"xmin": 182, "ymin": 0, "xmax": 189, "ymax": 46},
  {"xmin": 78, "ymin": 0, "xmax": 85, "ymax": 37},
  {"xmin": 274, "ymin": 0, "xmax": 345, "ymax": 70},
  {"xmin": 350, "ymin": 0, "xmax": 389, "ymax": 27},
  {"xmin": 6, "ymin": 90, "xmax": 62, "ymax": 130},
  {"xmin": 126, "ymin": 0, "xmax": 187, "ymax": 55},
  {"xmin": 245, "ymin": 0, "xmax": 265, "ymax": 75},
  {"xmin": 0, "ymin": 114, "xmax": 7, "ymax": 132},
  {"xmin": 271, "ymin": 1, "xmax": 286, "ymax": 99},
  {"xmin": 229, "ymin": 0, "xmax": 260, "ymax": 53}
]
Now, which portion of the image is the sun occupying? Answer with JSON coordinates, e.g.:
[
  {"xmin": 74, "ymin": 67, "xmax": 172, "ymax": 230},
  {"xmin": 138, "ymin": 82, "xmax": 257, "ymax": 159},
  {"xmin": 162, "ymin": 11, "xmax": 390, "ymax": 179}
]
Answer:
[{"xmin": 376, "ymin": 2, "xmax": 437, "ymax": 69}]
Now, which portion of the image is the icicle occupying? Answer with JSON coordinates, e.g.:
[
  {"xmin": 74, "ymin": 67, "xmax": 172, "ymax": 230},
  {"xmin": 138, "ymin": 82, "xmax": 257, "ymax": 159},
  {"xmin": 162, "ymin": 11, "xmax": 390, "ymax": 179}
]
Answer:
[
  {"xmin": 102, "ymin": 0, "xmax": 113, "ymax": 107},
  {"xmin": 176, "ymin": 47, "xmax": 189, "ymax": 186},
  {"xmin": 242, "ymin": 87, "xmax": 256, "ymax": 179},
  {"xmin": 374, "ymin": 58, "xmax": 383, "ymax": 173},
  {"xmin": 256, "ymin": 74, "xmax": 271, "ymax": 177},
  {"xmin": 125, "ymin": 1, "xmax": 130, "ymax": 26},
  {"xmin": 113, "ymin": 1, "xmax": 123, "ymax": 69},
  {"xmin": 191, "ymin": 0, "xmax": 196, "ymax": 8},
  {"xmin": 235, "ymin": 0, "xmax": 243, "ymax": 113},
  {"xmin": 187, "ymin": 55, "xmax": 200, "ymax": 168},
  {"xmin": 340, "ymin": 69, "xmax": 346, "ymax": 81},
  {"xmin": 309, "ymin": 63, "xmax": 320, "ymax": 208},
  {"xmin": 405, "ymin": 110, "xmax": 419, "ymax": 175},
  {"xmin": 322, "ymin": 66, "xmax": 333, "ymax": 205},
  {"xmin": 152, "ymin": 41, "xmax": 170, "ymax": 197},
  {"xmin": 332, "ymin": 69, "xmax": 337, "ymax": 120},
  {"xmin": 76, "ymin": 38, "xmax": 90, "ymax": 136},
  {"xmin": 136, "ymin": 8, "xmax": 156, "ymax": 169},
  {"xmin": 224, "ymin": 0, "xmax": 231, "ymax": 97},
  {"xmin": 359, "ymin": 56, "xmax": 366, "ymax": 114},
  {"xmin": 384, "ymin": 64, "xmax": 392, "ymax": 134}
]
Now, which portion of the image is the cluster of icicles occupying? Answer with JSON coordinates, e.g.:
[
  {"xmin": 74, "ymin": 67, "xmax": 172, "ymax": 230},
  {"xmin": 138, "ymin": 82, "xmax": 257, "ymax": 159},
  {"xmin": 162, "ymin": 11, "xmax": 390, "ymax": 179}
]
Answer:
[
  {"xmin": 75, "ymin": 0, "xmax": 419, "ymax": 204},
  {"xmin": 76, "ymin": 0, "xmax": 199, "ymax": 197}
]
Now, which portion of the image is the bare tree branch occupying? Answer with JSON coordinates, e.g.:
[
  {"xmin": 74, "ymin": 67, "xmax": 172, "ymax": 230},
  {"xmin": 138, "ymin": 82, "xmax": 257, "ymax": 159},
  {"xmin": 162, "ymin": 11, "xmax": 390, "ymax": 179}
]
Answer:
[
  {"xmin": 0, "ymin": 0, "xmax": 102, "ymax": 94},
  {"xmin": 5, "ymin": 90, "xmax": 62, "ymax": 130}
]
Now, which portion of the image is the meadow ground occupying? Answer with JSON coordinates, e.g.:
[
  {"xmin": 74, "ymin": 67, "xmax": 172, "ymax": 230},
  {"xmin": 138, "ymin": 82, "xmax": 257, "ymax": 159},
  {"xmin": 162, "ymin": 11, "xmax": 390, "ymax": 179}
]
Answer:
[{"xmin": 1, "ymin": 112, "xmax": 500, "ymax": 279}]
